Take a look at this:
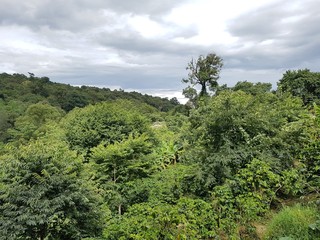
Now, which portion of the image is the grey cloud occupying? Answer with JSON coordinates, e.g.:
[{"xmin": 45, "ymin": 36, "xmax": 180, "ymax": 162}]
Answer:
[
  {"xmin": 0, "ymin": 0, "xmax": 108, "ymax": 31},
  {"xmin": 1, "ymin": 0, "xmax": 320, "ymax": 99},
  {"xmin": 49, "ymin": 63, "xmax": 185, "ymax": 90},
  {"xmin": 86, "ymin": 0, "xmax": 187, "ymax": 16},
  {"xmin": 220, "ymin": 68, "xmax": 284, "ymax": 88},
  {"xmin": 227, "ymin": 0, "xmax": 319, "ymax": 40},
  {"xmin": 1, "ymin": 40, "xmax": 188, "ymax": 91},
  {"xmin": 227, "ymin": 4, "xmax": 284, "ymax": 40},
  {"xmin": 96, "ymin": 30, "xmax": 202, "ymax": 55},
  {"xmin": 0, "ymin": 0, "xmax": 188, "ymax": 31},
  {"xmin": 225, "ymin": 0, "xmax": 320, "ymax": 70}
]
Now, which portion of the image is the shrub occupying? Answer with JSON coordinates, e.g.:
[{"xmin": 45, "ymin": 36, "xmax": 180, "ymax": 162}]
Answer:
[{"xmin": 264, "ymin": 204, "xmax": 318, "ymax": 239}]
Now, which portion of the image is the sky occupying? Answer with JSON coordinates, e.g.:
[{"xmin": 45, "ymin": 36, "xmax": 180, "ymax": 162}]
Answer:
[{"xmin": 1, "ymin": 0, "xmax": 320, "ymax": 102}]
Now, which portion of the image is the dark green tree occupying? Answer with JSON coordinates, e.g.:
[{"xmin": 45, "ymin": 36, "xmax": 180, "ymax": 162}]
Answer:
[
  {"xmin": 216, "ymin": 81, "xmax": 272, "ymax": 96},
  {"xmin": 0, "ymin": 140, "xmax": 103, "ymax": 240},
  {"xmin": 8, "ymin": 102, "xmax": 64, "ymax": 143},
  {"xmin": 90, "ymin": 133, "xmax": 155, "ymax": 214},
  {"xmin": 232, "ymin": 81, "xmax": 272, "ymax": 95},
  {"xmin": 182, "ymin": 53, "xmax": 223, "ymax": 102},
  {"xmin": 0, "ymin": 100, "xmax": 28, "ymax": 143},
  {"xmin": 277, "ymin": 69, "xmax": 320, "ymax": 105},
  {"xmin": 62, "ymin": 100, "xmax": 150, "ymax": 154},
  {"xmin": 183, "ymin": 90, "xmax": 311, "ymax": 193}
]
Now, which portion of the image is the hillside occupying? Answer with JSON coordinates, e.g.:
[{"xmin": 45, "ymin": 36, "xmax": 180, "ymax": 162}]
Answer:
[
  {"xmin": 0, "ymin": 68, "xmax": 320, "ymax": 239},
  {"xmin": 0, "ymin": 72, "xmax": 180, "ymax": 112}
]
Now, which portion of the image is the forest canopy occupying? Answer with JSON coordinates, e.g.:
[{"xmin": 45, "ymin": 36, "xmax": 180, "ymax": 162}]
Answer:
[{"xmin": 0, "ymin": 57, "xmax": 320, "ymax": 239}]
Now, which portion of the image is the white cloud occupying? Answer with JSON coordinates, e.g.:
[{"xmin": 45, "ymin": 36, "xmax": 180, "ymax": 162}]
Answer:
[
  {"xmin": 129, "ymin": 15, "xmax": 168, "ymax": 38},
  {"xmin": 164, "ymin": 0, "xmax": 280, "ymax": 45},
  {"xmin": 0, "ymin": 0, "xmax": 319, "ymax": 101}
]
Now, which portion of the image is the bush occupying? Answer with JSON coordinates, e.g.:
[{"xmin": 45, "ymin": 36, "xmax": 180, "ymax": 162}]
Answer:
[{"xmin": 264, "ymin": 204, "xmax": 318, "ymax": 239}]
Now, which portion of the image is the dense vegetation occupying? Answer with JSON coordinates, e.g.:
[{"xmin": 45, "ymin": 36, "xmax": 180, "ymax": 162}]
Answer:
[
  {"xmin": 0, "ymin": 56, "xmax": 320, "ymax": 239},
  {"xmin": 0, "ymin": 72, "xmax": 180, "ymax": 111}
]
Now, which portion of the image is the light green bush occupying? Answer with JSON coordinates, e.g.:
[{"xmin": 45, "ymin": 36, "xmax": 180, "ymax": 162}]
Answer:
[{"xmin": 264, "ymin": 204, "xmax": 318, "ymax": 240}]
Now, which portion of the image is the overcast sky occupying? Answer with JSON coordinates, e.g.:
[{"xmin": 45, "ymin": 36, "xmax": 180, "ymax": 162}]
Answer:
[{"xmin": 1, "ymin": 0, "xmax": 319, "ymax": 102}]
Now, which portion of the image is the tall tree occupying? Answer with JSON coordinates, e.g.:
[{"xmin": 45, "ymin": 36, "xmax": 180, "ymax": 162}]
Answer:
[
  {"xmin": 182, "ymin": 53, "xmax": 223, "ymax": 102},
  {"xmin": 277, "ymin": 69, "xmax": 320, "ymax": 105}
]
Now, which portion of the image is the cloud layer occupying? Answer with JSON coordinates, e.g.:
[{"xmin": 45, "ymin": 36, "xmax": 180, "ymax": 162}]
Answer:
[{"xmin": 1, "ymin": 0, "xmax": 319, "ymax": 101}]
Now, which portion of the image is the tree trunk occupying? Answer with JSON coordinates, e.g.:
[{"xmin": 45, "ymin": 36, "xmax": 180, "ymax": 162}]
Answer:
[
  {"xmin": 118, "ymin": 204, "xmax": 122, "ymax": 215},
  {"xmin": 200, "ymin": 83, "xmax": 207, "ymax": 96}
]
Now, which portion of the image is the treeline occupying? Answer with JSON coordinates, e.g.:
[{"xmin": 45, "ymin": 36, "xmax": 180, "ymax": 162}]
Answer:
[
  {"xmin": 0, "ymin": 59, "xmax": 320, "ymax": 239},
  {"xmin": 0, "ymin": 73, "xmax": 180, "ymax": 112},
  {"xmin": 0, "ymin": 72, "xmax": 183, "ymax": 143}
]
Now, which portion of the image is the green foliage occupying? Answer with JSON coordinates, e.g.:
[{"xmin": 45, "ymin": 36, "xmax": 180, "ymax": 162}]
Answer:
[
  {"xmin": 182, "ymin": 53, "xmax": 223, "ymax": 103},
  {"xmin": 124, "ymin": 164, "xmax": 194, "ymax": 206},
  {"xmin": 91, "ymin": 134, "xmax": 154, "ymax": 184},
  {"xmin": 217, "ymin": 81, "xmax": 272, "ymax": 96},
  {"xmin": 212, "ymin": 159, "xmax": 281, "ymax": 237},
  {"xmin": 278, "ymin": 69, "xmax": 320, "ymax": 105},
  {"xmin": 183, "ymin": 90, "xmax": 311, "ymax": 193},
  {"xmin": 90, "ymin": 133, "xmax": 156, "ymax": 214},
  {"xmin": 235, "ymin": 159, "xmax": 280, "ymax": 205},
  {"xmin": 279, "ymin": 168, "xmax": 306, "ymax": 197},
  {"xmin": 151, "ymin": 123, "xmax": 184, "ymax": 169},
  {"xmin": 2, "ymin": 67, "xmax": 320, "ymax": 239},
  {"xmin": 309, "ymin": 219, "xmax": 320, "ymax": 237},
  {"xmin": 299, "ymin": 104, "xmax": 320, "ymax": 192},
  {"xmin": 233, "ymin": 81, "xmax": 272, "ymax": 95},
  {"xmin": 265, "ymin": 204, "xmax": 318, "ymax": 240},
  {"xmin": 212, "ymin": 184, "xmax": 238, "ymax": 236},
  {"xmin": 0, "ymin": 73, "xmax": 179, "ymax": 113},
  {"xmin": 8, "ymin": 102, "xmax": 65, "ymax": 143},
  {"xmin": 0, "ymin": 140, "xmax": 103, "ymax": 239},
  {"xmin": 303, "ymin": 143, "xmax": 320, "ymax": 191},
  {"xmin": 188, "ymin": 91, "xmax": 307, "ymax": 152},
  {"xmin": 63, "ymin": 100, "xmax": 150, "ymax": 153},
  {"xmin": 103, "ymin": 198, "xmax": 218, "ymax": 240},
  {"xmin": 0, "ymin": 100, "xmax": 28, "ymax": 142}
]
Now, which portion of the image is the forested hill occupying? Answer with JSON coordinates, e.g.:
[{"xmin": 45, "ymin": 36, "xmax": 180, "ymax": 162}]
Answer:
[
  {"xmin": 0, "ymin": 72, "xmax": 180, "ymax": 112},
  {"xmin": 1, "ymin": 61, "xmax": 320, "ymax": 239}
]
